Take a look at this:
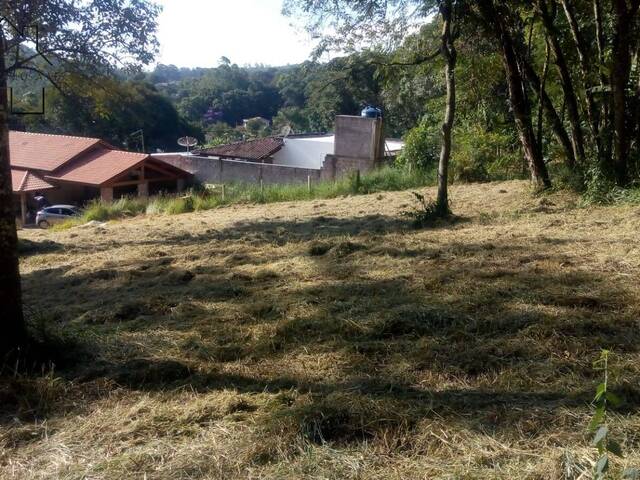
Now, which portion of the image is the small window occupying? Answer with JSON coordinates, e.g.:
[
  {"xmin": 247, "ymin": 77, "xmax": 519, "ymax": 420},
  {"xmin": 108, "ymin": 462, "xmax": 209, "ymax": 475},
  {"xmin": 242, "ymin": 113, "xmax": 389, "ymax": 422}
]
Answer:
[{"xmin": 60, "ymin": 208, "xmax": 75, "ymax": 216}]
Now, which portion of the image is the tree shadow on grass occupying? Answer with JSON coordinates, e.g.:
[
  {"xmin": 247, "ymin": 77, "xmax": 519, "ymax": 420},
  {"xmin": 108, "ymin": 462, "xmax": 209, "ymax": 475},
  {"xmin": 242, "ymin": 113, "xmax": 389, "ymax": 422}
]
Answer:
[
  {"xmin": 18, "ymin": 238, "xmax": 64, "ymax": 257},
  {"xmin": 59, "ymin": 212, "xmax": 469, "ymax": 256},
  {"xmin": 9, "ymin": 213, "xmax": 640, "ymax": 449}
]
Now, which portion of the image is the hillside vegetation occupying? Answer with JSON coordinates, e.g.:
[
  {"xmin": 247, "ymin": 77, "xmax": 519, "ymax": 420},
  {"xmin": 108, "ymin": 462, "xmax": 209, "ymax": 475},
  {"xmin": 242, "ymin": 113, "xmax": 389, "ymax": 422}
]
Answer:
[{"xmin": 4, "ymin": 181, "xmax": 640, "ymax": 479}]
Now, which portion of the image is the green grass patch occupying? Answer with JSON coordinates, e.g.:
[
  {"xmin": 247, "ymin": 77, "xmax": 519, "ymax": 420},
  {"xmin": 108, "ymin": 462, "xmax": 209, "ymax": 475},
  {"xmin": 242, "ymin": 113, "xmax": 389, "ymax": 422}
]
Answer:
[
  {"xmin": 82, "ymin": 197, "xmax": 148, "ymax": 222},
  {"xmin": 73, "ymin": 166, "xmax": 434, "ymax": 223}
]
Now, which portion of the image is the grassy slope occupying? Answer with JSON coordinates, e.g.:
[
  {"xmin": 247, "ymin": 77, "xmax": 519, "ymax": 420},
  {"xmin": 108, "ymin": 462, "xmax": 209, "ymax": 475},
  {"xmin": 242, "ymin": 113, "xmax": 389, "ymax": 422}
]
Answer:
[{"xmin": 4, "ymin": 180, "xmax": 640, "ymax": 479}]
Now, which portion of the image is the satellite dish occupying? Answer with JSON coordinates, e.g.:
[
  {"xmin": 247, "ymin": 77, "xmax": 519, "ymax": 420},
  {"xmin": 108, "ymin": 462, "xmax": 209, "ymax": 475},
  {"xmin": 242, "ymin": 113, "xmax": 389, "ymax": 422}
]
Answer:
[
  {"xmin": 280, "ymin": 125, "xmax": 292, "ymax": 137},
  {"xmin": 177, "ymin": 136, "xmax": 199, "ymax": 152}
]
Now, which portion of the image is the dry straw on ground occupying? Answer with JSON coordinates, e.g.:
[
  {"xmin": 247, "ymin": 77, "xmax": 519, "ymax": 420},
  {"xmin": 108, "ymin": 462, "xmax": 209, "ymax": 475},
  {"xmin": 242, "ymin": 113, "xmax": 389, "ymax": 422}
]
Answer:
[{"xmin": 3, "ymin": 180, "xmax": 640, "ymax": 479}]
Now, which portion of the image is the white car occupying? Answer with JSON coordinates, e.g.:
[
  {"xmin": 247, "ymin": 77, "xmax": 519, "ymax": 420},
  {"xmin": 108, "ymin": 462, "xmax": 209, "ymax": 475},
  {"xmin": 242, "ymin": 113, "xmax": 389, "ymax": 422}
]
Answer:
[{"xmin": 36, "ymin": 205, "xmax": 81, "ymax": 228}]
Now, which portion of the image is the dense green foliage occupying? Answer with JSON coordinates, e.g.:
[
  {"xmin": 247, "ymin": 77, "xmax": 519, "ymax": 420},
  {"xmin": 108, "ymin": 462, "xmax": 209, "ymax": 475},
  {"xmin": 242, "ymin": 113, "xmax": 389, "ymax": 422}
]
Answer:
[
  {"xmin": 285, "ymin": 0, "xmax": 640, "ymax": 195},
  {"xmin": 18, "ymin": 77, "xmax": 199, "ymax": 152}
]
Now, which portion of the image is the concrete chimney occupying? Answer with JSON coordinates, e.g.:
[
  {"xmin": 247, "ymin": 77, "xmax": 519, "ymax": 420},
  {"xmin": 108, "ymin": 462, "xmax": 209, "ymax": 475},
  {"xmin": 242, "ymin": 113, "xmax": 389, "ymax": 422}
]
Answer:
[
  {"xmin": 319, "ymin": 115, "xmax": 387, "ymax": 182},
  {"xmin": 333, "ymin": 115, "xmax": 385, "ymax": 162}
]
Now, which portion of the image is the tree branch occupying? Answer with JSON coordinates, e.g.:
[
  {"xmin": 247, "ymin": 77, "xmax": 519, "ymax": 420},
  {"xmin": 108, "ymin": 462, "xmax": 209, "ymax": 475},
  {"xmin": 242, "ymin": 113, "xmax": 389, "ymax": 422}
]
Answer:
[
  {"xmin": 11, "ymin": 65, "xmax": 64, "ymax": 93},
  {"xmin": 371, "ymin": 49, "xmax": 441, "ymax": 67}
]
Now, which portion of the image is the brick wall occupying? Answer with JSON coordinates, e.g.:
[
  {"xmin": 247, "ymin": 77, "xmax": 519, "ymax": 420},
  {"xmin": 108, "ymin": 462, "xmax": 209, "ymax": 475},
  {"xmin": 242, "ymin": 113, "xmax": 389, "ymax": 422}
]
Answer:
[
  {"xmin": 334, "ymin": 116, "xmax": 384, "ymax": 160},
  {"xmin": 320, "ymin": 155, "xmax": 379, "ymax": 181}
]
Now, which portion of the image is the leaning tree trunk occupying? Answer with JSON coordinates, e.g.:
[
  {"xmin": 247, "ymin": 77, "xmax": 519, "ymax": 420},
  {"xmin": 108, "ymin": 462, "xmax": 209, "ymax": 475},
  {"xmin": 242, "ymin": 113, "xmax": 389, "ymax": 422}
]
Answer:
[
  {"xmin": 536, "ymin": 40, "xmax": 551, "ymax": 156},
  {"xmin": 436, "ymin": 0, "xmax": 456, "ymax": 216},
  {"xmin": 521, "ymin": 57, "xmax": 576, "ymax": 169},
  {"xmin": 500, "ymin": 25, "xmax": 551, "ymax": 188},
  {"xmin": 560, "ymin": 0, "xmax": 603, "ymax": 159},
  {"xmin": 538, "ymin": 0, "xmax": 585, "ymax": 166},
  {"xmin": 0, "ymin": 31, "xmax": 27, "ymax": 359},
  {"xmin": 611, "ymin": 0, "xmax": 638, "ymax": 185},
  {"xmin": 477, "ymin": 0, "xmax": 551, "ymax": 189}
]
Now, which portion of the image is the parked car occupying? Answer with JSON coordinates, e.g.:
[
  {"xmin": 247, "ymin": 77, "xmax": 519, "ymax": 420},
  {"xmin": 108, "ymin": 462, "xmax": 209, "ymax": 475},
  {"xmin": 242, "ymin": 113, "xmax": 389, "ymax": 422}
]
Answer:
[{"xmin": 36, "ymin": 205, "xmax": 81, "ymax": 228}]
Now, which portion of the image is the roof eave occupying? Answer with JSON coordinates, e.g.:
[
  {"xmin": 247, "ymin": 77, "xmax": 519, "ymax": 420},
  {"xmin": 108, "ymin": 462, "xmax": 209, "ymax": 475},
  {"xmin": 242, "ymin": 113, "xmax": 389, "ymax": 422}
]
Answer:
[{"xmin": 43, "ymin": 175, "xmax": 102, "ymax": 187}]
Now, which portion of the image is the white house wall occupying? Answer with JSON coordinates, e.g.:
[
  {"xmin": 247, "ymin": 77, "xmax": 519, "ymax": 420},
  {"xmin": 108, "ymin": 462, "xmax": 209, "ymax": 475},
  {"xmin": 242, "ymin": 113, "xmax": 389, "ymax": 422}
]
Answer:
[
  {"xmin": 271, "ymin": 135, "xmax": 404, "ymax": 169},
  {"xmin": 271, "ymin": 136, "xmax": 335, "ymax": 169}
]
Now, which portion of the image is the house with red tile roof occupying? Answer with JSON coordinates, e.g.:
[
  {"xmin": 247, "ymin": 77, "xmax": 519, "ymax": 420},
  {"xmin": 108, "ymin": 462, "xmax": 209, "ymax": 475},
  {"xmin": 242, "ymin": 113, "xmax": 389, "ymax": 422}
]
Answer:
[
  {"xmin": 10, "ymin": 131, "xmax": 192, "ymax": 225},
  {"xmin": 195, "ymin": 137, "xmax": 284, "ymax": 162},
  {"xmin": 191, "ymin": 117, "xmax": 404, "ymax": 170},
  {"xmin": 156, "ymin": 116, "xmax": 404, "ymax": 187}
]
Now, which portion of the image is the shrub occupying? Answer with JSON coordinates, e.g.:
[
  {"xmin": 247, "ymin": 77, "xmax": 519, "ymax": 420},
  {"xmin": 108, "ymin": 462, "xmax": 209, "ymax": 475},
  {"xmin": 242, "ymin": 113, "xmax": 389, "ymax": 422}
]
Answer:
[
  {"xmin": 354, "ymin": 165, "xmax": 433, "ymax": 194},
  {"xmin": 145, "ymin": 196, "xmax": 168, "ymax": 215},
  {"xmin": 163, "ymin": 195, "xmax": 194, "ymax": 215},
  {"xmin": 82, "ymin": 197, "xmax": 147, "ymax": 221},
  {"xmin": 401, "ymin": 191, "xmax": 448, "ymax": 227},
  {"xmin": 396, "ymin": 121, "xmax": 439, "ymax": 171},
  {"xmin": 82, "ymin": 201, "xmax": 111, "ymax": 222},
  {"xmin": 452, "ymin": 126, "xmax": 520, "ymax": 182}
]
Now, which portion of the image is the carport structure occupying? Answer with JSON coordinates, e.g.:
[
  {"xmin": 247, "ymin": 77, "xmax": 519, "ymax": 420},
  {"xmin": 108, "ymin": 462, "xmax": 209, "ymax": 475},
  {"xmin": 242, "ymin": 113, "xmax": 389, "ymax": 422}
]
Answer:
[
  {"xmin": 10, "ymin": 131, "xmax": 192, "ymax": 221},
  {"xmin": 11, "ymin": 169, "xmax": 55, "ymax": 226},
  {"xmin": 46, "ymin": 146, "xmax": 191, "ymax": 201}
]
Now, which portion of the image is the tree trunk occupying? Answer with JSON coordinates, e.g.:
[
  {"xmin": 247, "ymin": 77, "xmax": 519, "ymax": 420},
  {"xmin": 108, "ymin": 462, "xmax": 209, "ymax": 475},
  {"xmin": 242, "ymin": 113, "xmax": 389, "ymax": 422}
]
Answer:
[
  {"xmin": 560, "ymin": 0, "xmax": 602, "ymax": 158},
  {"xmin": 538, "ymin": 0, "xmax": 585, "ymax": 165},
  {"xmin": 436, "ymin": 0, "xmax": 456, "ymax": 215},
  {"xmin": 476, "ymin": 0, "xmax": 551, "ymax": 189},
  {"xmin": 0, "ymin": 30, "xmax": 27, "ymax": 359},
  {"xmin": 536, "ymin": 40, "xmax": 551, "ymax": 155},
  {"xmin": 502, "ymin": 27, "xmax": 550, "ymax": 186},
  {"xmin": 521, "ymin": 57, "xmax": 575, "ymax": 168},
  {"xmin": 593, "ymin": 0, "xmax": 607, "ymax": 87},
  {"xmin": 611, "ymin": 0, "xmax": 637, "ymax": 184}
]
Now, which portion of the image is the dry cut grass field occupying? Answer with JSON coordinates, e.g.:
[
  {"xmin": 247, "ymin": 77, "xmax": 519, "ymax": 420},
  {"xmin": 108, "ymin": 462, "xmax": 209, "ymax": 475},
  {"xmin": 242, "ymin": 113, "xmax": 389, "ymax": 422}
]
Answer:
[{"xmin": 3, "ymin": 180, "xmax": 640, "ymax": 479}]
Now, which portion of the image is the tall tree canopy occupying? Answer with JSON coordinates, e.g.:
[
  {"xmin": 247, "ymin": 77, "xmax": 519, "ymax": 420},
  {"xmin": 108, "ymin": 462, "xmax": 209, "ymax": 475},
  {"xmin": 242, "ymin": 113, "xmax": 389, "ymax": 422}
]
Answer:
[
  {"xmin": 284, "ymin": 0, "xmax": 640, "ymax": 191},
  {"xmin": 283, "ymin": 0, "xmax": 461, "ymax": 212}
]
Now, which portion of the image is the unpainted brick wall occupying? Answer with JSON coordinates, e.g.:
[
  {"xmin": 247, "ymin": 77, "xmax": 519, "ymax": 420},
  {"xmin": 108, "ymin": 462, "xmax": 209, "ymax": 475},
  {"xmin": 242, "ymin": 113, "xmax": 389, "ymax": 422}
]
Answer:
[{"xmin": 320, "ymin": 155, "xmax": 377, "ymax": 181}]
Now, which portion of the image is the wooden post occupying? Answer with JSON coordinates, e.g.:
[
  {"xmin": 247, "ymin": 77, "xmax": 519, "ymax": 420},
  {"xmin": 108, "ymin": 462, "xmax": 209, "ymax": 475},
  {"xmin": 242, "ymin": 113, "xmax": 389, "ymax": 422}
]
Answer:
[
  {"xmin": 20, "ymin": 192, "xmax": 26, "ymax": 227},
  {"xmin": 137, "ymin": 181, "xmax": 149, "ymax": 197},
  {"xmin": 221, "ymin": 183, "xmax": 226, "ymax": 201},
  {"xmin": 260, "ymin": 178, "xmax": 264, "ymax": 194},
  {"xmin": 101, "ymin": 187, "xmax": 114, "ymax": 202},
  {"xmin": 307, "ymin": 175, "xmax": 311, "ymax": 193}
]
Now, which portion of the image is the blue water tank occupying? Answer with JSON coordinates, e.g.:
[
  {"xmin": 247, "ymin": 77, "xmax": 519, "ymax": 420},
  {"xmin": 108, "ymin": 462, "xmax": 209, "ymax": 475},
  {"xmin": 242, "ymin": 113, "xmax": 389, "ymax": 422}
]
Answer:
[{"xmin": 361, "ymin": 106, "xmax": 382, "ymax": 118}]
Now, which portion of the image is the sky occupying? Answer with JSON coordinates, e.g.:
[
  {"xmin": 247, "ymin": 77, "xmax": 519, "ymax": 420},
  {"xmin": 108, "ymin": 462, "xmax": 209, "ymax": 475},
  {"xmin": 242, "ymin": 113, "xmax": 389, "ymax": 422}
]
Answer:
[{"xmin": 155, "ymin": 0, "xmax": 316, "ymax": 68}]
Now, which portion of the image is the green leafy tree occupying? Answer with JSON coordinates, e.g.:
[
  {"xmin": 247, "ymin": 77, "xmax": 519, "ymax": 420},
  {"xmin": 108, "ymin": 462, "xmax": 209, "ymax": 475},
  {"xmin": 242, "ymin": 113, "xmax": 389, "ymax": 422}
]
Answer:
[
  {"xmin": 204, "ymin": 122, "xmax": 243, "ymax": 147},
  {"xmin": 244, "ymin": 117, "xmax": 270, "ymax": 138},
  {"xmin": 398, "ymin": 120, "xmax": 439, "ymax": 170},
  {"xmin": 0, "ymin": 0, "xmax": 161, "ymax": 358},
  {"xmin": 272, "ymin": 106, "xmax": 310, "ymax": 133},
  {"xmin": 284, "ymin": 0, "xmax": 459, "ymax": 214},
  {"xmin": 21, "ymin": 78, "xmax": 200, "ymax": 152}
]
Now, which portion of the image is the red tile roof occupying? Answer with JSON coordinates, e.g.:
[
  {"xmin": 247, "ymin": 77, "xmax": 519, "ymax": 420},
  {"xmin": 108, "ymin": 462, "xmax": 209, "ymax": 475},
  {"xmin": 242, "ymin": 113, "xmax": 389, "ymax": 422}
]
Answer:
[
  {"xmin": 11, "ymin": 169, "xmax": 55, "ymax": 193},
  {"xmin": 10, "ymin": 131, "xmax": 191, "ymax": 191},
  {"xmin": 47, "ymin": 147, "xmax": 149, "ymax": 186},
  {"xmin": 196, "ymin": 137, "xmax": 284, "ymax": 161},
  {"xmin": 10, "ymin": 131, "xmax": 102, "ymax": 172}
]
